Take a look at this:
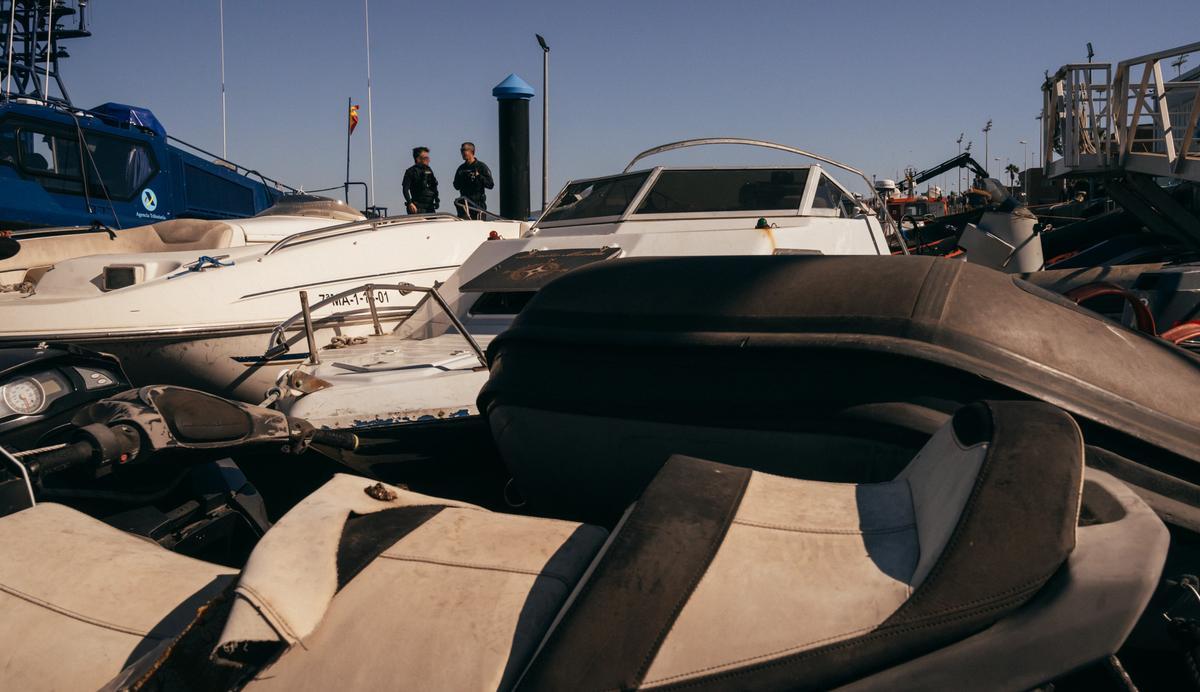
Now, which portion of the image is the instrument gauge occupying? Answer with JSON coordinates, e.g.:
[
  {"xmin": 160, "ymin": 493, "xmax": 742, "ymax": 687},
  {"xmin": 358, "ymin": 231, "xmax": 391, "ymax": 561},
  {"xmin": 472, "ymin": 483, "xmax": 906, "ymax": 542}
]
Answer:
[{"xmin": 2, "ymin": 377, "xmax": 46, "ymax": 415}]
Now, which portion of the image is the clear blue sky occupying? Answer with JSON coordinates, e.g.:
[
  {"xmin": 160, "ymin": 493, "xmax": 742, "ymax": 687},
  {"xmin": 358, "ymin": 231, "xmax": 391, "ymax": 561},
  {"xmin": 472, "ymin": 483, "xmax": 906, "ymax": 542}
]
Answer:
[{"xmin": 62, "ymin": 0, "xmax": 1199, "ymax": 211}]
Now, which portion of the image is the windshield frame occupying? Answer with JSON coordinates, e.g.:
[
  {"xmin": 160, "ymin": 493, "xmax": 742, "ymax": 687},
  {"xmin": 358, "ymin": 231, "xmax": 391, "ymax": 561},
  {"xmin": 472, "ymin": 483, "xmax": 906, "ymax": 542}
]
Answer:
[
  {"xmin": 535, "ymin": 170, "xmax": 653, "ymax": 227},
  {"xmin": 534, "ymin": 164, "xmax": 826, "ymax": 229}
]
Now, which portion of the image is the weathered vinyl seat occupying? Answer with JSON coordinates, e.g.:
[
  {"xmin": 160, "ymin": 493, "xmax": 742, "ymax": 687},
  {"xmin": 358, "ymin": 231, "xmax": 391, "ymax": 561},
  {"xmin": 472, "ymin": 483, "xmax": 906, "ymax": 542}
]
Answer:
[
  {"xmin": 215, "ymin": 474, "xmax": 609, "ymax": 691},
  {"xmin": 516, "ymin": 401, "xmax": 1087, "ymax": 690},
  {"xmin": 0, "ymin": 503, "xmax": 236, "ymax": 691},
  {"xmin": 119, "ymin": 401, "xmax": 1152, "ymax": 692},
  {"xmin": 0, "ymin": 219, "xmax": 237, "ymax": 284},
  {"xmin": 1, "ymin": 400, "xmax": 1152, "ymax": 689}
]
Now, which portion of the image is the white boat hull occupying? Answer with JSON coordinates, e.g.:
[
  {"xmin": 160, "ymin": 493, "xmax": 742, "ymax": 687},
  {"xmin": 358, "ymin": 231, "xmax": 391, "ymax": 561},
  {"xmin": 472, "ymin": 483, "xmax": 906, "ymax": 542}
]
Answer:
[{"xmin": 0, "ymin": 216, "xmax": 527, "ymax": 402}]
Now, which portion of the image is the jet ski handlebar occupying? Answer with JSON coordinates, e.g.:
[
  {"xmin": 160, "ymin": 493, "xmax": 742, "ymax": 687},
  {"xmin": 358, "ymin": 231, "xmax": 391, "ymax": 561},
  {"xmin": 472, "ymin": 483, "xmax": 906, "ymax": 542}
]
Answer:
[{"xmin": 7, "ymin": 386, "xmax": 358, "ymax": 488}]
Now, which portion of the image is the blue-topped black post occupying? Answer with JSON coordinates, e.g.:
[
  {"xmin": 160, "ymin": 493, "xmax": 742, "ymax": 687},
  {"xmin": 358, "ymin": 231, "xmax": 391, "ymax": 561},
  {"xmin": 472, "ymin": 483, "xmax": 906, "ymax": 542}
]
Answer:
[{"xmin": 493, "ymin": 74, "xmax": 534, "ymax": 220}]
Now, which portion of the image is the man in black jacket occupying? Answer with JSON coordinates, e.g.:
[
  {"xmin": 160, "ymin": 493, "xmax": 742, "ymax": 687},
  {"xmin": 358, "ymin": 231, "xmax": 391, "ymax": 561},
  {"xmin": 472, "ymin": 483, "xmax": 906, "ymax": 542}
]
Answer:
[
  {"xmin": 452, "ymin": 142, "xmax": 494, "ymax": 219},
  {"xmin": 402, "ymin": 147, "xmax": 439, "ymax": 214}
]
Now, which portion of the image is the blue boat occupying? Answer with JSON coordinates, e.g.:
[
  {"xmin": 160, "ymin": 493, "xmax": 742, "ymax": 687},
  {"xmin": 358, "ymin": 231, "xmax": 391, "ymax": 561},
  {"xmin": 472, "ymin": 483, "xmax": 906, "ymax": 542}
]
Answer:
[{"xmin": 0, "ymin": 1, "xmax": 292, "ymax": 231}]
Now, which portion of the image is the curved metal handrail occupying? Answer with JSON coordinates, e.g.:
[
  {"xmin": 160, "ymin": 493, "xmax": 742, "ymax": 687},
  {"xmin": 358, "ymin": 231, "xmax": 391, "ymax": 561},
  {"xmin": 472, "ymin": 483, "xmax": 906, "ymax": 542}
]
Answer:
[
  {"xmin": 622, "ymin": 137, "xmax": 906, "ymax": 252},
  {"xmin": 263, "ymin": 213, "xmax": 461, "ymax": 257},
  {"xmin": 264, "ymin": 282, "xmax": 486, "ymax": 366},
  {"xmin": 623, "ymin": 137, "xmax": 869, "ymax": 193}
]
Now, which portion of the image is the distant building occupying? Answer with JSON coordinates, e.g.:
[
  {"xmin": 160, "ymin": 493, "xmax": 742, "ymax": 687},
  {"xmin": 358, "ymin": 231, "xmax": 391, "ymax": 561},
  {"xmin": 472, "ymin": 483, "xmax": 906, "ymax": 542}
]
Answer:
[
  {"xmin": 1019, "ymin": 167, "xmax": 1065, "ymax": 205},
  {"xmin": 1162, "ymin": 63, "xmax": 1200, "ymax": 157}
]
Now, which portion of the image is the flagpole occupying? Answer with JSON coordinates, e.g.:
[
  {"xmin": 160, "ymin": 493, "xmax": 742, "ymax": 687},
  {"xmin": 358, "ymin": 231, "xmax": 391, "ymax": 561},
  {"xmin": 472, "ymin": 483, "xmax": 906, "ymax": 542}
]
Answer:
[
  {"xmin": 364, "ymin": 0, "xmax": 375, "ymax": 209},
  {"xmin": 345, "ymin": 96, "xmax": 352, "ymax": 204}
]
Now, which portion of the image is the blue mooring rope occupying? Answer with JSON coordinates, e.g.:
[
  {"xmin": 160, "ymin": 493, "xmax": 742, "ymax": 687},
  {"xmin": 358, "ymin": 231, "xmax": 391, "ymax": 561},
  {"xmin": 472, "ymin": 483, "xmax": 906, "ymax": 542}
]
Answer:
[{"xmin": 167, "ymin": 255, "xmax": 235, "ymax": 280}]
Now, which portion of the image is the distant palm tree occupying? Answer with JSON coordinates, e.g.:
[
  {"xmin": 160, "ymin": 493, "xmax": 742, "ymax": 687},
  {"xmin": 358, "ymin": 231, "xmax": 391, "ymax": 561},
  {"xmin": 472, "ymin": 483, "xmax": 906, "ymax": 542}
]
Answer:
[{"xmin": 1005, "ymin": 163, "xmax": 1020, "ymax": 188}]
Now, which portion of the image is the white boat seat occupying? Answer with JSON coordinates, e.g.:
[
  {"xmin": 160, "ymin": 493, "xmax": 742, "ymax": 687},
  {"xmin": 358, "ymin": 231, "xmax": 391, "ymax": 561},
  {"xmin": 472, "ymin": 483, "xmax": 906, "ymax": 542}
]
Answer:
[
  {"xmin": 149, "ymin": 218, "xmax": 237, "ymax": 247},
  {"xmin": 0, "ymin": 219, "xmax": 235, "ymax": 281},
  {"xmin": 518, "ymin": 401, "xmax": 1084, "ymax": 690},
  {"xmin": 0, "ymin": 502, "xmax": 236, "ymax": 692},
  {"xmin": 213, "ymin": 474, "xmax": 608, "ymax": 691},
  {"xmin": 126, "ymin": 401, "xmax": 1085, "ymax": 691}
]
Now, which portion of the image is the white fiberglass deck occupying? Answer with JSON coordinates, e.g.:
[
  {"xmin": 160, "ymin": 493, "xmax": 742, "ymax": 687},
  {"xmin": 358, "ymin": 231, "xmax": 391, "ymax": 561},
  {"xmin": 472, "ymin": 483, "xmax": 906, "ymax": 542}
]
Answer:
[{"xmin": 288, "ymin": 332, "xmax": 492, "ymax": 429}]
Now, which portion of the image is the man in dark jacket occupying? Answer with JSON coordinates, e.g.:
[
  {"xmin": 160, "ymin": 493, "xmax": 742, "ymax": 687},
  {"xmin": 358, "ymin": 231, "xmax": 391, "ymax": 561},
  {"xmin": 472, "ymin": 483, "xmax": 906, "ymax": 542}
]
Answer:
[
  {"xmin": 402, "ymin": 147, "xmax": 439, "ymax": 214},
  {"xmin": 452, "ymin": 142, "xmax": 494, "ymax": 219}
]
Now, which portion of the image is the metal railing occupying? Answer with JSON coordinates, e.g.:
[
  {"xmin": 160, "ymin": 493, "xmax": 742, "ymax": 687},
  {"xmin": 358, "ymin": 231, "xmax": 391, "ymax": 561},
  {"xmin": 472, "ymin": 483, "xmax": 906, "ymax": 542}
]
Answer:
[
  {"xmin": 262, "ymin": 213, "xmax": 461, "ymax": 257},
  {"xmin": 263, "ymin": 282, "xmax": 486, "ymax": 367},
  {"xmin": 165, "ymin": 135, "xmax": 300, "ymax": 194},
  {"xmin": 1043, "ymin": 42, "xmax": 1200, "ymax": 183},
  {"xmin": 454, "ymin": 197, "xmax": 507, "ymax": 221},
  {"xmin": 1042, "ymin": 63, "xmax": 1113, "ymax": 175}
]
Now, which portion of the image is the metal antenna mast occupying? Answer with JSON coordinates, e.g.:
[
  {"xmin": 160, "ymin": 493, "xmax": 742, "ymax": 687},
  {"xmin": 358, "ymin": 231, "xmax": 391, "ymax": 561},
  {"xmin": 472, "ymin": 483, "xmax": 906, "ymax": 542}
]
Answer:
[
  {"xmin": 41, "ymin": 0, "xmax": 51, "ymax": 99},
  {"xmin": 219, "ymin": 0, "xmax": 227, "ymax": 159},
  {"xmin": 1172, "ymin": 54, "xmax": 1189, "ymax": 78},
  {"xmin": 4, "ymin": 1, "xmax": 16, "ymax": 98}
]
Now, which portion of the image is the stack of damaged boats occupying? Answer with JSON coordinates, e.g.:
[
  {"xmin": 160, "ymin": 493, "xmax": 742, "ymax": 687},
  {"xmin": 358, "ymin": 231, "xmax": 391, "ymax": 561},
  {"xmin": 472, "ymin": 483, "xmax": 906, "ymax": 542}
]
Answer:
[{"xmin": 1, "ymin": 133, "xmax": 1199, "ymax": 691}]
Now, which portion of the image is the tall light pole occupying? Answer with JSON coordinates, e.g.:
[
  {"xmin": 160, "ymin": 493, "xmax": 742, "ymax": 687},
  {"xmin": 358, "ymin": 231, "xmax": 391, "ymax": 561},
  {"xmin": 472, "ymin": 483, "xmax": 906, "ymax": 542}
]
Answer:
[
  {"xmin": 1035, "ymin": 112, "xmax": 1043, "ymax": 173},
  {"xmin": 1018, "ymin": 139, "xmax": 1028, "ymax": 200},
  {"xmin": 955, "ymin": 132, "xmax": 963, "ymax": 195},
  {"xmin": 982, "ymin": 119, "xmax": 992, "ymax": 178},
  {"xmin": 536, "ymin": 34, "xmax": 549, "ymax": 214}
]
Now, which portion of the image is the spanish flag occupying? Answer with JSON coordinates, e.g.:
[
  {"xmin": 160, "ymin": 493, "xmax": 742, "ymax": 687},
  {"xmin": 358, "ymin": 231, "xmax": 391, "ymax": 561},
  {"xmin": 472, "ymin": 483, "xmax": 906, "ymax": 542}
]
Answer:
[{"xmin": 349, "ymin": 104, "xmax": 360, "ymax": 135}]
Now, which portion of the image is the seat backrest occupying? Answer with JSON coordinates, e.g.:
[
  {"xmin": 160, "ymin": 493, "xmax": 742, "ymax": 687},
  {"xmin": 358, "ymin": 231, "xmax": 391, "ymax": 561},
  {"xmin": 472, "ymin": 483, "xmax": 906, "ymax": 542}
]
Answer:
[
  {"xmin": 517, "ymin": 401, "xmax": 1085, "ymax": 691},
  {"xmin": 895, "ymin": 402, "xmax": 990, "ymax": 586},
  {"xmin": 151, "ymin": 218, "xmax": 236, "ymax": 248}
]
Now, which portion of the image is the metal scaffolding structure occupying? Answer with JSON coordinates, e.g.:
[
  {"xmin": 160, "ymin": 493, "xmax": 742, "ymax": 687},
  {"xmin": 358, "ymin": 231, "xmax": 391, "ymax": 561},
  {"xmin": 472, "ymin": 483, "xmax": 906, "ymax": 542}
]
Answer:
[
  {"xmin": 1, "ymin": 0, "xmax": 90, "ymax": 105},
  {"xmin": 1042, "ymin": 41, "xmax": 1200, "ymax": 184}
]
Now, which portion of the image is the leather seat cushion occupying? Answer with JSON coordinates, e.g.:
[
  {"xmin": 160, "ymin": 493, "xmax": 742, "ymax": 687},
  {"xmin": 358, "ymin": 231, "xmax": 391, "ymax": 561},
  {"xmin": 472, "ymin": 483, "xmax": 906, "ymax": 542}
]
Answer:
[
  {"xmin": 204, "ymin": 475, "xmax": 608, "ymax": 692},
  {"xmin": 0, "ymin": 503, "xmax": 236, "ymax": 691}
]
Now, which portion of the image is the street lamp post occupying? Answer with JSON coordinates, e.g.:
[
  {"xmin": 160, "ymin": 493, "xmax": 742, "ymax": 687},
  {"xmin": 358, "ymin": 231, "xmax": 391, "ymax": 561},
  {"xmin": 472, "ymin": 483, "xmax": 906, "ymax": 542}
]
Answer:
[
  {"xmin": 1018, "ymin": 139, "xmax": 1028, "ymax": 200},
  {"xmin": 536, "ymin": 34, "xmax": 549, "ymax": 214},
  {"xmin": 955, "ymin": 132, "xmax": 963, "ymax": 195}
]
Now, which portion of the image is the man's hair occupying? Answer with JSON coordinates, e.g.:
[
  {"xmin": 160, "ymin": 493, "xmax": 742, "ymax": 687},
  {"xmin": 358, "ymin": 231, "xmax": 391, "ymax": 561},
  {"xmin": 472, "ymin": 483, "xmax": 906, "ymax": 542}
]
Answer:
[
  {"xmin": 412, "ymin": 146, "xmax": 429, "ymax": 161},
  {"xmin": 461, "ymin": 142, "xmax": 475, "ymax": 152}
]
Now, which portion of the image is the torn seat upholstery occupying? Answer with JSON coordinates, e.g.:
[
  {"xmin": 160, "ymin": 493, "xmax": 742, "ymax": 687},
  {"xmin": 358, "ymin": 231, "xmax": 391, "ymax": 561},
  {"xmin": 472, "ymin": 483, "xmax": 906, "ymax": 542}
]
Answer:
[{"xmin": 213, "ymin": 474, "xmax": 608, "ymax": 691}]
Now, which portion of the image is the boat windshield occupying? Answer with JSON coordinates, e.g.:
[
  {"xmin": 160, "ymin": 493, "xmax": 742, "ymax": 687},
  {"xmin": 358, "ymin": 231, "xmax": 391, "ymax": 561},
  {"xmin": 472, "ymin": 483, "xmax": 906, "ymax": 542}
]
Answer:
[
  {"xmin": 635, "ymin": 168, "xmax": 810, "ymax": 214},
  {"xmin": 540, "ymin": 171, "xmax": 650, "ymax": 222}
]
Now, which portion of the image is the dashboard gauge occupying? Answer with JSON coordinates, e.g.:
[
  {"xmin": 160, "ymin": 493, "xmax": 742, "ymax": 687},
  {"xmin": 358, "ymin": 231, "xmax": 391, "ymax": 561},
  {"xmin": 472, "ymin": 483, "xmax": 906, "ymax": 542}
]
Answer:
[{"xmin": 2, "ymin": 377, "xmax": 46, "ymax": 415}]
